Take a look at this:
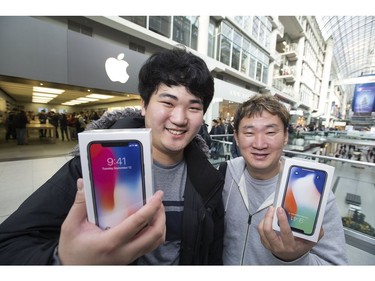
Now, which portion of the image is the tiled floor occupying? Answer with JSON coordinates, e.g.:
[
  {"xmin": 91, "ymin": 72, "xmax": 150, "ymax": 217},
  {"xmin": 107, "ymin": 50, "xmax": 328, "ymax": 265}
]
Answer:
[
  {"xmin": 0, "ymin": 135, "xmax": 374, "ymax": 265},
  {"xmin": 0, "ymin": 155, "xmax": 73, "ymax": 221}
]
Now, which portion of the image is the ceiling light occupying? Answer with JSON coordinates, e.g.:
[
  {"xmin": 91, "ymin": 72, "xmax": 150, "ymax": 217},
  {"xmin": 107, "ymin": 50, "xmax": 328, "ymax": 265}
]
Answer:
[
  {"xmin": 71, "ymin": 101, "xmax": 86, "ymax": 104},
  {"xmin": 33, "ymin": 92, "xmax": 58, "ymax": 98},
  {"xmin": 77, "ymin": 97, "xmax": 99, "ymax": 102},
  {"xmin": 32, "ymin": 97, "xmax": 52, "ymax": 100},
  {"xmin": 87, "ymin": 93, "xmax": 114, "ymax": 99},
  {"xmin": 63, "ymin": 100, "xmax": 87, "ymax": 105},
  {"xmin": 62, "ymin": 102, "xmax": 77, "ymax": 105},
  {"xmin": 33, "ymin": 86, "xmax": 65, "ymax": 94},
  {"xmin": 32, "ymin": 98, "xmax": 50, "ymax": 103},
  {"xmin": 33, "ymin": 96, "xmax": 53, "ymax": 100}
]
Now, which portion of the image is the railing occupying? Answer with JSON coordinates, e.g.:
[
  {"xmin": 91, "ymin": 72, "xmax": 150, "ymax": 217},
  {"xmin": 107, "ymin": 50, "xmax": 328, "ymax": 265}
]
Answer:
[
  {"xmin": 209, "ymin": 134, "xmax": 234, "ymax": 161},
  {"xmin": 283, "ymin": 149, "xmax": 375, "ymax": 168},
  {"xmin": 299, "ymin": 130, "xmax": 375, "ymax": 141}
]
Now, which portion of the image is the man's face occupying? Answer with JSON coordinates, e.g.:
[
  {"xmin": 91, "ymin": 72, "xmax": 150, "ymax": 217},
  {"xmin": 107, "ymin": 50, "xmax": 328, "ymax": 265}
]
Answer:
[
  {"xmin": 142, "ymin": 84, "xmax": 204, "ymax": 165},
  {"xmin": 234, "ymin": 111, "xmax": 288, "ymax": 180}
]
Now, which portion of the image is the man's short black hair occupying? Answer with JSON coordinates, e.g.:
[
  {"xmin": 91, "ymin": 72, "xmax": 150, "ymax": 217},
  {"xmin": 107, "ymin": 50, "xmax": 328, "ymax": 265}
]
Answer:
[{"xmin": 138, "ymin": 46, "xmax": 214, "ymax": 113}]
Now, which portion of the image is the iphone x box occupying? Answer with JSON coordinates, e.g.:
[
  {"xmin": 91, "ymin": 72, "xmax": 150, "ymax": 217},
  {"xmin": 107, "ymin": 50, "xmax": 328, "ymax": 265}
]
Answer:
[
  {"xmin": 272, "ymin": 157, "xmax": 334, "ymax": 242},
  {"xmin": 78, "ymin": 128, "xmax": 153, "ymax": 230}
]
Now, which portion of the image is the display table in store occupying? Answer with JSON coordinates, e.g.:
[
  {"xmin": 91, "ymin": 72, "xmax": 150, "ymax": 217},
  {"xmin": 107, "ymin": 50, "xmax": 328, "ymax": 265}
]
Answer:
[{"xmin": 26, "ymin": 123, "xmax": 57, "ymax": 143}]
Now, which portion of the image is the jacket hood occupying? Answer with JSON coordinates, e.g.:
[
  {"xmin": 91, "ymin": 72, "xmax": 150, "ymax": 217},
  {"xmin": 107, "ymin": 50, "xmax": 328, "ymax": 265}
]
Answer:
[
  {"xmin": 227, "ymin": 156, "xmax": 247, "ymax": 185},
  {"xmin": 70, "ymin": 107, "xmax": 210, "ymax": 158}
]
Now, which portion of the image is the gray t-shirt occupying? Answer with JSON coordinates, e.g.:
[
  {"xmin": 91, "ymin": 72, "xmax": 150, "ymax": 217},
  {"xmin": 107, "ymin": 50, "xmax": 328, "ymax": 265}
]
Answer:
[{"xmin": 137, "ymin": 159, "xmax": 187, "ymax": 265}]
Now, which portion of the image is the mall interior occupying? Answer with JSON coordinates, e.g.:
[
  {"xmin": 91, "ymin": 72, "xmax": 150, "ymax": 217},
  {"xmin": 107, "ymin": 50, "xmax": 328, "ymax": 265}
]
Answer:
[{"xmin": 0, "ymin": 16, "xmax": 374, "ymax": 265}]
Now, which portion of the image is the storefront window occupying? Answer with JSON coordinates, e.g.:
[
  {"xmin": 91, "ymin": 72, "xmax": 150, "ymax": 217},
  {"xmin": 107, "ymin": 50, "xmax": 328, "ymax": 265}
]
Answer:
[
  {"xmin": 262, "ymin": 65, "xmax": 268, "ymax": 84},
  {"xmin": 232, "ymin": 45, "xmax": 241, "ymax": 70},
  {"xmin": 219, "ymin": 100, "xmax": 241, "ymax": 122},
  {"xmin": 249, "ymin": 57, "xmax": 256, "ymax": 79},
  {"xmin": 220, "ymin": 36, "xmax": 231, "ymax": 66},
  {"xmin": 231, "ymin": 31, "xmax": 242, "ymax": 70},
  {"xmin": 256, "ymin": 61, "xmax": 262, "ymax": 81},
  {"xmin": 252, "ymin": 17, "xmax": 260, "ymax": 39},
  {"xmin": 233, "ymin": 16, "xmax": 243, "ymax": 27},
  {"xmin": 241, "ymin": 51, "xmax": 249, "ymax": 75},
  {"xmin": 259, "ymin": 22, "xmax": 266, "ymax": 46},
  {"xmin": 121, "ymin": 16, "xmax": 147, "ymax": 28},
  {"xmin": 243, "ymin": 16, "xmax": 252, "ymax": 35},
  {"xmin": 172, "ymin": 16, "xmax": 198, "ymax": 50},
  {"xmin": 149, "ymin": 16, "xmax": 171, "ymax": 38},
  {"xmin": 208, "ymin": 20, "xmax": 216, "ymax": 58},
  {"xmin": 219, "ymin": 23, "xmax": 232, "ymax": 66},
  {"xmin": 173, "ymin": 16, "xmax": 189, "ymax": 45},
  {"xmin": 216, "ymin": 19, "xmax": 269, "ymax": 84},
  {"xmin": 191, "ymin": 21, "xmax": 198, "ymax": 50},
  {"xmin": 251, "ymin": 16, "xmax": 272, "ymax": 50}
]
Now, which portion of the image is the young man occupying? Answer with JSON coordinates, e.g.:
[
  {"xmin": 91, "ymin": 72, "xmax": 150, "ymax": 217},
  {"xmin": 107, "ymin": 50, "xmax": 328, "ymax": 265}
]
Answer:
[
  {"xmin": 222, "ymin": 94, "xmax": 348, "ymax": 265},
  {"xmin": 0, "ymin": 47, "xmax": 224, "ymax": 265}
]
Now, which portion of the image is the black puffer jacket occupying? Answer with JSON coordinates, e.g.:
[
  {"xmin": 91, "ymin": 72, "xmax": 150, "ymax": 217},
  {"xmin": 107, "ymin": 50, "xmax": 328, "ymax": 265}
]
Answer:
[{"xmin": 0, "ymin": 109, "xmax": 224, "ymax": 265}]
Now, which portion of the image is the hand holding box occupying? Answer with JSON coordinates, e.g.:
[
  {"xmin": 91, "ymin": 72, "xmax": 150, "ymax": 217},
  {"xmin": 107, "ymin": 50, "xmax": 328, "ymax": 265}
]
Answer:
[{"xmin": 272, "ymin": 157, "xmax": 335, "ymax": 242}]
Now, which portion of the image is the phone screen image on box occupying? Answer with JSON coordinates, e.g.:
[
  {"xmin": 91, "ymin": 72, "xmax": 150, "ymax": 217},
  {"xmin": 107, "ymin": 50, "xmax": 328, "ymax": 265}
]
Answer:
[
  {"xmin": 88, "ymin": 140, "xmax": 145, "ymax": 229},
  {"xmin": 281, "ymin": 165, "xmax": 327, "ymax": 235}
]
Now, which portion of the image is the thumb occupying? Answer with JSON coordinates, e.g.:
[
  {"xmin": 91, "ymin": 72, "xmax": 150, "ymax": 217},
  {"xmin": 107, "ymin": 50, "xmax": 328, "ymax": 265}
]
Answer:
[
  {"xmin": 66, "ymin": 178, "xmax": 88, "ymax": 223},
  {"xmin": 74, "ymin": 178, "xmax": 86, "ymax": 204}
]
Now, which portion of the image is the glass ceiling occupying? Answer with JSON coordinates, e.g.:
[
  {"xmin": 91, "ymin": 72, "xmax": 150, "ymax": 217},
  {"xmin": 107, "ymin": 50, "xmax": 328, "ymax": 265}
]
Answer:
[{"xmin": 316, "ymin": 16, "xmax": 375, "ymax": 81}]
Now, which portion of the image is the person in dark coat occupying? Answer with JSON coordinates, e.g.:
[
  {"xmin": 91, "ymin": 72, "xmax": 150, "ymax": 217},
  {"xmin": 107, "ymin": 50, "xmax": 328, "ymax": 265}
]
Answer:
[
  {"xmin": 209, "ymin": 119, "xmax": 225, "ymax": 159},
  {"xmin": 13, "ymin": 109, "xmax": 29, "ymax": 145},
  {"xmin": 38, "ymin": 109, "xmax": 47, "ymax": 138},
  {"xmin": 59, "ymin": 113, "xmax": 69, "ymax": 141},
  {"xmin": 48, "ymin": 111, "xmax": 59, "ymax": 139},
  {"xmin": 230, "ymin": 141, "xmax": 241, "ymax": 158},
  {"xmin": 5, "ymin": 109, "xmax": 17, "ymax": 141},
  {"xmin": 0, "ymin": 46, "xmax": 224, "ymax": 265},
  {"xmin": 198, "ymin": 120, "xmax": 211, "ymax": 148}
]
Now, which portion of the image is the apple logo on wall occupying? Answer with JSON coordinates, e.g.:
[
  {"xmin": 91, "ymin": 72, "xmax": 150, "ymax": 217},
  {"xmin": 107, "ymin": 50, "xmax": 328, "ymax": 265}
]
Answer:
[{"xmin": 105, "ymin": 53, "xmax": 129, "ymax": 83}]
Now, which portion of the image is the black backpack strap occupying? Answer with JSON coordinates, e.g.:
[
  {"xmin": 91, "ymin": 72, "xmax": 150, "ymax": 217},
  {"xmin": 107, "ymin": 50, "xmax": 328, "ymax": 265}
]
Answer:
[{"xmin": 218, "ymin": 161, "xmax": 228, "ymax": 178}]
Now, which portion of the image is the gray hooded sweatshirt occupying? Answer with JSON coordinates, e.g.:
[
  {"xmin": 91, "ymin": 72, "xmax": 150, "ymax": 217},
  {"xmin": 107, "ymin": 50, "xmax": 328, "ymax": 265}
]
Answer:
[{"xmin": 222, "ymin": 156, "xmax": 348, "ymax": 265}]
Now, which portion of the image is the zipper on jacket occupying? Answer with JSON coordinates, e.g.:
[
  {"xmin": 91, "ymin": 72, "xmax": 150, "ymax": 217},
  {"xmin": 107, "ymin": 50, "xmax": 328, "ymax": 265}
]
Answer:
[
  {"xmin": 248, "ymin": 214, "xmax": 252, "ymax": 224},
  {"xmin": 192, "ymin": 207, "xmax": 206, "ymax": 264},
  {"xmin": 240, "ymin": 214, "xmax": 252, "ymax": 265}
]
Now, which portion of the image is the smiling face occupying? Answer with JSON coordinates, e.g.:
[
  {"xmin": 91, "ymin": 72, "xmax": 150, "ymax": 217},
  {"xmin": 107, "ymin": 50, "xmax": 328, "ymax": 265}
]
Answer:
[
  {"xmin": 234, "ymin": 111, "xmax": 288, "ymax": 180},
  {"xmin": 141, "ymin": 84, "xmax": 204, "ymax": 165}
]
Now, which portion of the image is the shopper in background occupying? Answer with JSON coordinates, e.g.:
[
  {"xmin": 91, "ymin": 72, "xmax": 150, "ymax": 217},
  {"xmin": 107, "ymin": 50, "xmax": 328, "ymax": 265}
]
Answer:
[
  {"xmin": 209, "ymin": 119, "xmax": 225, "ymax": 159},
  {"xmin": 230, "ymin": 140, "xmax": 241, "ymax": 158},
  {"xmin": 75, "ymin": 112, "xmax": 86, "ymax": 133},
  {"xmin": 89, "ymin": 111, "xmax": 100, "ymax": 121},
  {"xmin": 224, "ymin": 119, "xmax": 234, "ymax": 143},
  {"xmin": 5, "ymin": 108, "xmax": 17, "ymax": 142},
  {"xmin": 37, "ymin": 109, "xmax": 47, "ymax": 138},
  {"xmin": 13, "ymin": 109, "xmax": 29, "ymax": 145},
  {"xmin": 222, "ymin": 94, "xmax": 348, "ymax": 265},
  {"xmin": 198, "ymin": 120, "xmax": 211, "ymax": 149},
  {"xmin": 0, "ymin": 46, "xmax": 224, "ymax": 265},
  {"xmin": 48, "ymin": 111, "xmax": 60, "ymax": 139},
  {"xmin": 67, "ymin": 113, "xmax": 77, "ymax": 140},
  {"xmin": 59, "ymin": 113, "xmax": 70, "ymax": 141}
]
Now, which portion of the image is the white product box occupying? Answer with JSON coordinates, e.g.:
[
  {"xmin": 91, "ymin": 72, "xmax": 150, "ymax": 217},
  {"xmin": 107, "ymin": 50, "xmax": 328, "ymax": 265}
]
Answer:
[
  {"xmin": 272, "ymin": 157, "xmax": 335, "ymax": 242},
  {"xmin": 78, "ymin": 128, "xmax": 153, "ymax": 230}
]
